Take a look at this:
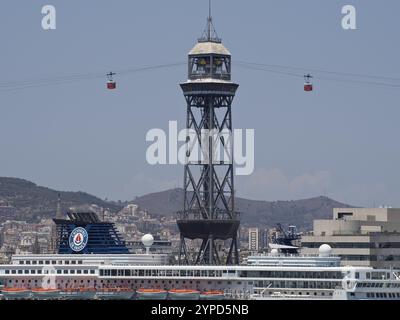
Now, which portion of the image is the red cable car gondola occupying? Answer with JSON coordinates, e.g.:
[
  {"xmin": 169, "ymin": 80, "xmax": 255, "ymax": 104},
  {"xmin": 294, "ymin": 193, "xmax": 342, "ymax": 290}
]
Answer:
[
  {"xmin": 304, "ymin": 74, "xmax": 313, "ymax": 92},
  {"xmin": 106, "ymin": 72, "xmax": 116, "ymax": 90}
]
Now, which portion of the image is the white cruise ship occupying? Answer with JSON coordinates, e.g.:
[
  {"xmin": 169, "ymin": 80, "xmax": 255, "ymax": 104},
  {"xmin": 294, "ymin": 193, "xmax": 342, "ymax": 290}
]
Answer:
[{"xmin": 1, "ymin": 239, "xmax": 400, "ymax": 300}]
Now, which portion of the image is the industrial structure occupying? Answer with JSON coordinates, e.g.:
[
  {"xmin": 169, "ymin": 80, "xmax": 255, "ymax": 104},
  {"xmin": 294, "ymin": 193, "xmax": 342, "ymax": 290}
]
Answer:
[{"xmin": 177, "ymin": 7, "xmax": 240, "ymax": 265}]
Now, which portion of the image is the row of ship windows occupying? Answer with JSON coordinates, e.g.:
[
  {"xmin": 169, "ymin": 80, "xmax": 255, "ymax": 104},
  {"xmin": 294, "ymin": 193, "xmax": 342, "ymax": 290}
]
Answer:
[
  {"xmin": 255, "ymin": 281, "xmax": 341, "ymax": 289},
  {"xmin": 356, "ymin": 282, "xmax": 400, "ymax": 288},
  {"xmin": 266, "ymin": 291, "xmax": 333, "ymax": 297},
  {"xmin": 4, "ymin": 269, "xmax": 95, "ymax": 275},
  {"xmin": 8, "ymin": 279, "xmax": 244, "ymax": 286},
  {"xmin": 98, "ymin": 269, "xmax": 343, "ymax": 280},
  {"xmin": 366, "ymin": 292, "xmax": 400, "ymax": 298},
  {"xmin": 18, "ymin": 260, "xmax": 83, "ymax": 265},
  {"xmin": 356, "ymin": 272, "xmax": 392, "ymax": 279},
  {"xmin": 242, "ymin": 271, "xmax": 342, "ymax": 279},
  {"xmin": 99, "ymin": 269, "xmax": 227, "ymax": 277}
]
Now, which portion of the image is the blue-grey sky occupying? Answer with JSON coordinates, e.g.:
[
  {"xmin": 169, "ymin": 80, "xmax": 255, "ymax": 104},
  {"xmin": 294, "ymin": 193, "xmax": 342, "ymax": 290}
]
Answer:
[{"xmin": 1, "ymin": 0, "xmax": 400, "ymax": 206}]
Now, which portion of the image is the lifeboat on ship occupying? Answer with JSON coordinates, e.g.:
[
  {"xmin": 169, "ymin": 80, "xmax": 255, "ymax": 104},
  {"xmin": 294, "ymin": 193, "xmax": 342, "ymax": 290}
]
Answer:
[
  {"xmin": 31, "ymin": 288, "xmax": 61, "ymax": 300},
  {"xmin": 60, "ymin": 287, "xmax": 96, "ymax": 300},
  {"xmin": 200, "ymin": 290, "xmax": 225, "ymax": 300},
  {"xmin": 136, "ymin": 288, "xmax": 168, "ymax": 300},
  {"xmin": 168, "ymin": 289, "xmax": 200, "ymax": 300},
  {"xmin": 96, "ymin": 287, "xmax": 135, "ymax": 300},
  {"xmin": 1, "ymin": 288, "xmax": 32, "ymax": 300}
]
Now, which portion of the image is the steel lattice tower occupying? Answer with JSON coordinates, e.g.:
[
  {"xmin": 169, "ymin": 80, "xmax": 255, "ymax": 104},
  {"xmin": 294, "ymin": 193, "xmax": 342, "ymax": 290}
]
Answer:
[{"xmin": 177, "ymin": 8, "xmax": 240, "ymax": 265}]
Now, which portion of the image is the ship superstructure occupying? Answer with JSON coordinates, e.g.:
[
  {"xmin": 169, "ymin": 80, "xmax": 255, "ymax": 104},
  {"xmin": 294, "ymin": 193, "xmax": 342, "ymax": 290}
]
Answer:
[{"xmin": 1, "ymin": 243, "xmax": 400, "ymax": 300}]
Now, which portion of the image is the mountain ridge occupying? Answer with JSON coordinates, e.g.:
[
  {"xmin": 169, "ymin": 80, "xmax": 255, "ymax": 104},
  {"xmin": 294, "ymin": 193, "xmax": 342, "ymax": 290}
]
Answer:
[
  {"xmin": 132, "ymin": 188, "xmax": 353, "ymax": 230},
  {"xmin": 0, "ymin": 177, "xmax": 122, "ymax": 222},
  {"xmin": 0, "ymin": 177, "xmax": 353, "ymax": 230}
]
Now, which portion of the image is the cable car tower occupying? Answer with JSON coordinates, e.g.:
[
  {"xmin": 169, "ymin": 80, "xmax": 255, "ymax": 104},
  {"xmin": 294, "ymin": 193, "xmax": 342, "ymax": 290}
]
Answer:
[{"xmin": 177, "ymin": 2, "xmax": 240, "ymax": 265}]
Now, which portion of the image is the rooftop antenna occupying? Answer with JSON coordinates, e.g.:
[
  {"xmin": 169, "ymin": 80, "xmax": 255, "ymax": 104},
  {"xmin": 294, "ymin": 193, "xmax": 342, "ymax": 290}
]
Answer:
[
  {"xmin": 199, "ymin": 0, "xmax": 221, "ymax": 43},
  {"xmin": 207, "ymin": 0, "xmax": 212, "ymax": 40}
]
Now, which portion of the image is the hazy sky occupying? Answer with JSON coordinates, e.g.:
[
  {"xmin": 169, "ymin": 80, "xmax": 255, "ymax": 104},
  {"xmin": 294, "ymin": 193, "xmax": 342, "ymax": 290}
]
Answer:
[{"xmin": 1, "ymin": 0, "xmax": 400, "ymax": 206}]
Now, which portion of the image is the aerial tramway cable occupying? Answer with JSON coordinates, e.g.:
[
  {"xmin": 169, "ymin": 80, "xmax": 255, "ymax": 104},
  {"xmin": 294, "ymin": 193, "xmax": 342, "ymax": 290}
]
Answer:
[{"xmin": 1, "ymin": 60, "xmax": 400, "ymax": 92}]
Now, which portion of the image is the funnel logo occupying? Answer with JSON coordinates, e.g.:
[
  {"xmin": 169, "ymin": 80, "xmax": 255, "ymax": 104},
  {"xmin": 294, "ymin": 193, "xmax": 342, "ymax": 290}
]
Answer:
[{"xmin": 69, "ymin": 227, "xmax": 88, "ymax": 252}]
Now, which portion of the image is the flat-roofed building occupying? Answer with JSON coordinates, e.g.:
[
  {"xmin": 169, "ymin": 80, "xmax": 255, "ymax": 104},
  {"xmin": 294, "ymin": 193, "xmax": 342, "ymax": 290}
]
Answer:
[
  {"xmin": 248, "ymin": 228, "xmax": 260, "ymax": 252},
  {"xmin": 301, "ymin": 208, "xmax": 400, "ymax": 268}
]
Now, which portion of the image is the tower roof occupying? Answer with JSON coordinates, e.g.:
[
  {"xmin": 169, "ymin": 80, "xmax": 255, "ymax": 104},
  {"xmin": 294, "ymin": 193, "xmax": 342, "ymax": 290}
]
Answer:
[{"xmin": 188, "ymin": 41, "xmax": 231, "ymax": 56}]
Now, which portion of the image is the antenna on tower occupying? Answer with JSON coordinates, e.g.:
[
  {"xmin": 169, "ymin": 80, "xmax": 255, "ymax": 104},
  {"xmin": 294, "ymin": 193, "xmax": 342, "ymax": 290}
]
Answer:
[{"xmin": 199, "ymin": 0, "xmax": 221, "ymax": 43}]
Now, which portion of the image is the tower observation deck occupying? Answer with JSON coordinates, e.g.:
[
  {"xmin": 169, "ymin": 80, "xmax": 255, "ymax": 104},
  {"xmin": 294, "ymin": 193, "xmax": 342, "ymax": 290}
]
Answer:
[{"xmin": 177, "ymin": 6, "xmax": 240, "ymax": 265}]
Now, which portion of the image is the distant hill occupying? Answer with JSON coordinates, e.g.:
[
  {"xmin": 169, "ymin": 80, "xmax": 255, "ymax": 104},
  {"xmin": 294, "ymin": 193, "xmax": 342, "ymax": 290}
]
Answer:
[
  {"xmin": 0, "ymin": 177, "xmax": 122, "ymax": 222},
  {"xmin": 132, "ymin": 188, "xmax": 353, "ymax": 230},
  {"xmin": 0, "ymin": 177, "xmax": 354, "ymax": 230}
]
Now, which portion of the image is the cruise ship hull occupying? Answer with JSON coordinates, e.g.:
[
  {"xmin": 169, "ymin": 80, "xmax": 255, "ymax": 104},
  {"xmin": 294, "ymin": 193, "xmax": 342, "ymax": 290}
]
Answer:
[
  {"xmin": 31, "ymin": 289, "xmax": 61, "ymax": 300},
  {"xmin": 1, "ymin": 289, "xmax": 31, "ymax": 300},
  {"xmin": 60, "ymin": 290, "xmax": 96, "ymax": 300},
  {"xmin": 168, "ymin": 290, "xmax": 200, "ymax": 300},
  {"xmin": 136, "ymin": 290, "xmax": 168, "ymax": 300},
  {"xmin": 200, "ymin": 292, "xmax": 225, "ymax": 300},
  {"xmin": 96, "ymin": 290, "xmax": 135, "ymax": 300}
]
